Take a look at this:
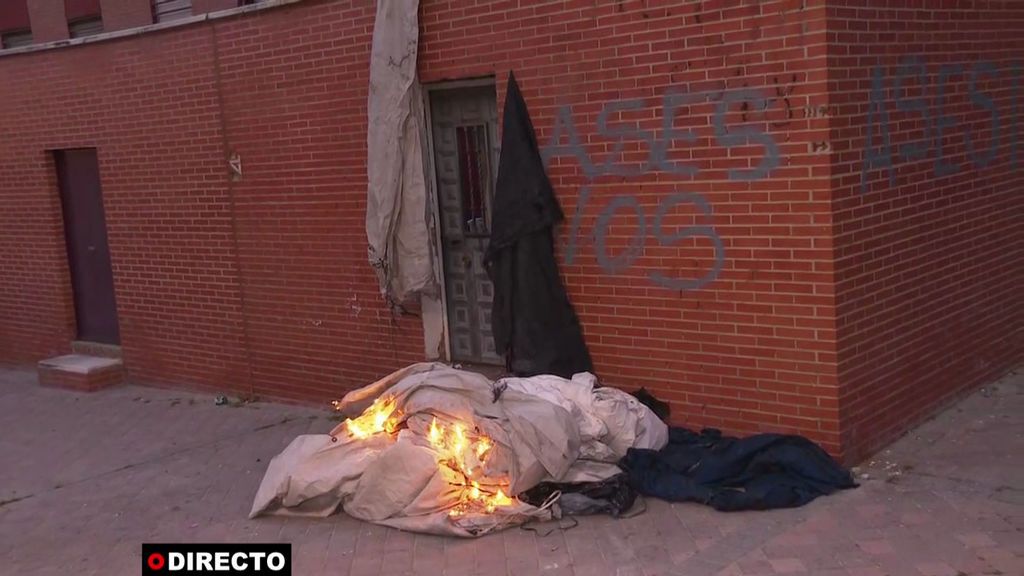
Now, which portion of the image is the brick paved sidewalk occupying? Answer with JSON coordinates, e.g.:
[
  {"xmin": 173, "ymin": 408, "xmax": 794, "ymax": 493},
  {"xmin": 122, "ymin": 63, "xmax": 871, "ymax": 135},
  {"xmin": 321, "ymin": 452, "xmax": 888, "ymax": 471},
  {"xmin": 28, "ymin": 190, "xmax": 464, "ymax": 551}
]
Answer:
[{"xmin": 0, "ymin": 366, "xmax": 1021, "ymax": 576}]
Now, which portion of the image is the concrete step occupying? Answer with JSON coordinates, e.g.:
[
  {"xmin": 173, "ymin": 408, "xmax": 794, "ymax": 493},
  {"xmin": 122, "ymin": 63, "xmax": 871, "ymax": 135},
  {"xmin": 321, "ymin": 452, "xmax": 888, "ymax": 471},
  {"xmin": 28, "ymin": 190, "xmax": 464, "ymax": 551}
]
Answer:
[
  {"xmin": 37, "ymin": 354, "xmax": 124, "ymax": 392},
  {"xmin": 70, "ymin": 340, "xmax": 122, "ymax": 359}
]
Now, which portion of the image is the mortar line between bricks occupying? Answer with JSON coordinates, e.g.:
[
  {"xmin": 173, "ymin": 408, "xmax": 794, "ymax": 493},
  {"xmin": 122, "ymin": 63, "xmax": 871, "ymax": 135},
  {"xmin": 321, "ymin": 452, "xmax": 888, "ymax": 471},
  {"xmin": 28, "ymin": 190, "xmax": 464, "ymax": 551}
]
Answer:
[{"xmin": 2, "ymin": 415, "xmax": 306, "ymax": 507}]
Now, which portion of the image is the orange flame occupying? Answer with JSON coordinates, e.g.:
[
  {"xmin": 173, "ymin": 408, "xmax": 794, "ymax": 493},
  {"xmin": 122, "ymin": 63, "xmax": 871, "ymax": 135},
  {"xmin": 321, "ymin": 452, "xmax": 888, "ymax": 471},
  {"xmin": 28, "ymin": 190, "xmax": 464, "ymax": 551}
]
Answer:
[
  {"xmin": 343, "ymin": 406, "xmax": 515, "ymax": 516},
  {"xmin": 448, "ymin": 483, "xmax": 516, "ymax": 517},
  {"xmin": 475, "ymin": 436, "xmax": 492, "ymax": 459},
  {"xmin": 485, "ymin": 488, "xmax": 513, "ymax": 513},
  {"xmin": 344, "ymin": 396, "xmax": 400, "ymax": 439},
  {"xmin": 426, "ymin": 416, "xmax": 516, "ymax": 516}
]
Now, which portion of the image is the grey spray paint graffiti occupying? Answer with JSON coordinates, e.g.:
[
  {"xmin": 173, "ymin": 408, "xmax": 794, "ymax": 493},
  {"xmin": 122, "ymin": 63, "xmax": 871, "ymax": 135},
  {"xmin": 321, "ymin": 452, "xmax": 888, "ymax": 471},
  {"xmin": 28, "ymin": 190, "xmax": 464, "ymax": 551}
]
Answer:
[
  {"xmin": 862, "ymin": 57, "xmax": 1022, "ymax": 193},
  {"xmin": 541, "ymin": 86, "xmax": 782, "ymax": 291}
]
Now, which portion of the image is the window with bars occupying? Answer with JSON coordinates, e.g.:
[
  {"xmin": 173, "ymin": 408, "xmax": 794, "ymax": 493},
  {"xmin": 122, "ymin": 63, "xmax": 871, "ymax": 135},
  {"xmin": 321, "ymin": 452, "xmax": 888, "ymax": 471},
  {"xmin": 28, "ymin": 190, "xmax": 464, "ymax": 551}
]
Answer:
[
  {"xmin": 153, "ymin": 0, "xmax": 192, "ymax": 23},
  {"xmin": 65, "ymin": 0, "xmax": 102, "ymax": 37},
  {"xmin": 1, "ymin": 30, "xmax": 32, "ymax": 49},
  {"xmin": 455, "ymin": 124, "xmax": 493, "ymax": 236},
  {"xmin": 68, "ymin": 17, "xmax": 103, "ymax": 38}
]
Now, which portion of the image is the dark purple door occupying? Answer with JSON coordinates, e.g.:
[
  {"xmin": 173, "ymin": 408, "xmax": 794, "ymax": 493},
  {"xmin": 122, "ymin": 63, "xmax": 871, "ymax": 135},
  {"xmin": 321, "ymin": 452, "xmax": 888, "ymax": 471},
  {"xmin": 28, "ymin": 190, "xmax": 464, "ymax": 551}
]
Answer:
[{"xmin": 55, "ymin": 149, "xmax": 120, "ymax": 345}]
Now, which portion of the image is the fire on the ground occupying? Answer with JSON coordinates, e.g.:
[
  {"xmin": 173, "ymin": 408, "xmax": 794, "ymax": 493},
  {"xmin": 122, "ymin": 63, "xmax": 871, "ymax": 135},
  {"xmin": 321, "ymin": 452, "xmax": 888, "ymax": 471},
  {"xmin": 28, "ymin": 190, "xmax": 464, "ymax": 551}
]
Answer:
[{"xmin": 334, "ymin": 395, "xmax": 515, "ymax": 517}]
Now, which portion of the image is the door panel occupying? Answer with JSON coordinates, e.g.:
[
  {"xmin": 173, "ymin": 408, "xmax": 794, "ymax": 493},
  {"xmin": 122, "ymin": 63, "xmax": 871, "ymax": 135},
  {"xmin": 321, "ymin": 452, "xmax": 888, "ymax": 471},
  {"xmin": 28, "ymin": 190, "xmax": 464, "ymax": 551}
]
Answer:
[
  {"xmin": 429, "ymin": 85, "xmax": 501, "ymax": 365},
  {"xmin": 55, "ymin": 149, "xmax": 120, "ymax": 345}
]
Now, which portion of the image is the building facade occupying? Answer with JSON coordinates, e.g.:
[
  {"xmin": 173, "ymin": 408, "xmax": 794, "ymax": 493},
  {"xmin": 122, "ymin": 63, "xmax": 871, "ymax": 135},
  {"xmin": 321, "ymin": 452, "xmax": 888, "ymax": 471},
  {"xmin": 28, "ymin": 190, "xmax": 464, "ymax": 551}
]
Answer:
[{"xmin": 1, "ymin": 0, "xmax": 1020, "ymax": 462}]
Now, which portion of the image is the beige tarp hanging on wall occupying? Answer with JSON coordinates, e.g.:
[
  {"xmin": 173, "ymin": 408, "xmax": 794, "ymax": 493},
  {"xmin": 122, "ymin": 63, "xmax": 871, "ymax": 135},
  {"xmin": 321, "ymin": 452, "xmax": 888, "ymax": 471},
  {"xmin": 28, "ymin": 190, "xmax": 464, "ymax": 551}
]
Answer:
[{"xmin": 365, "ymin": 0, "xmax": 435, "ymax": 304}]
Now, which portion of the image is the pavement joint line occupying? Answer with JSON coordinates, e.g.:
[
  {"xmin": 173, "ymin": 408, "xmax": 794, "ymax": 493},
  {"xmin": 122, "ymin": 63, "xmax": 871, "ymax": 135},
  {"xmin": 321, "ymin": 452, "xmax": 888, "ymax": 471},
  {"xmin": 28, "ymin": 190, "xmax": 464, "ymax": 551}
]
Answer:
[{"xmin": 0, "ymin": 494, "xmax": 34, "ymax": 508}]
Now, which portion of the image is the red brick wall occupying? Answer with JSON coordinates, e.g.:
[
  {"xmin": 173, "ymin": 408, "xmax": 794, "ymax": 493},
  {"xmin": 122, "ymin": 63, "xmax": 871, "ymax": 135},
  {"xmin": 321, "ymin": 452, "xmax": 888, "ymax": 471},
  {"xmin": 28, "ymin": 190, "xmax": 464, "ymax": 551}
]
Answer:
[
  {"xmin": 4, "ymin": 0, "xmax": 1017, "ymax": 460},
  {"xmin": 0, "ymin": 0, "xmax": 841, "ymax": 452},
  {"xmin": 0, "ymin": 143, "xmax": 75, "ymax": 363},
  {"xmin": 0, "ymin": 0, "xmax": 422, "ymax": 403},
  {"xmin": 212, "ymin": 2, "xmax": 424, "ymax": 402},
  {"xmin": 0, "ymin": 27, "xmax": 249, "ymax": 394},
  {"xmin": 420, "ymin": 0, "xmax": 842, "ymax": 452},
  {"xmin": 827, "ymin": 0, "xmax": 1024, "ymax": 461},
  {"xmin": 99, "ymin": 0, "xmax": 152, "ymax": 31}
]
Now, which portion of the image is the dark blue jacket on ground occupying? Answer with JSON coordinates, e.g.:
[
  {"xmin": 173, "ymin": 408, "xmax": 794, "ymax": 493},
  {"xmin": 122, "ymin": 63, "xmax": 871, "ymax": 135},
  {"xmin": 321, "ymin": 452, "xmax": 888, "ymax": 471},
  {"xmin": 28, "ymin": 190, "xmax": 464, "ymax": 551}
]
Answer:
[{"xmin": 620, "ymin": 427, "xmax": 856, "ymax": 511}]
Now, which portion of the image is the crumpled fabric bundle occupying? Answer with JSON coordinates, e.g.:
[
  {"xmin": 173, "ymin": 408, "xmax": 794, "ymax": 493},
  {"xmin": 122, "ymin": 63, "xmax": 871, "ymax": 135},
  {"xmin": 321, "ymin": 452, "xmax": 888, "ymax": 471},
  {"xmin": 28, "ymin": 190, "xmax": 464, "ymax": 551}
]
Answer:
[
  {"xmin": 250, "ymin": 363, "xmax": 667, "ymax": 537},
  {"xmin": 620, "ymin": 427, "xmax": 856, "ymax": 511},
  {"xmin": 520, "ymin": 472, "xmax": 639, "ymax": 517}
]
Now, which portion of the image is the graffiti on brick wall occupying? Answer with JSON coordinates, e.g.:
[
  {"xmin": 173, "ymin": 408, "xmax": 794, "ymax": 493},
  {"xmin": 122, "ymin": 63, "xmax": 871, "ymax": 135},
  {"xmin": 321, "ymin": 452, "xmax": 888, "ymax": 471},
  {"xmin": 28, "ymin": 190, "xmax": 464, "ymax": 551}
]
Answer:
[
  {"xmin": 540, "ymin": 86, "xmax": 782, "ymax": 291},
  {"xmin": 862, "ymin": 57, "xmax": 1022, "ymax": 193}
]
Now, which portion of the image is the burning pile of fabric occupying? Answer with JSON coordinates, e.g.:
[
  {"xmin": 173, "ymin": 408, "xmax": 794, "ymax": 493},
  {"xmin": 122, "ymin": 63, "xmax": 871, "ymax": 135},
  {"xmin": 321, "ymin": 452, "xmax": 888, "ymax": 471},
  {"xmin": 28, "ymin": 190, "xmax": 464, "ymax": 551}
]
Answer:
[{"xmin": 249, "ymin": 363, "xmax": 667, "ymax": 537}]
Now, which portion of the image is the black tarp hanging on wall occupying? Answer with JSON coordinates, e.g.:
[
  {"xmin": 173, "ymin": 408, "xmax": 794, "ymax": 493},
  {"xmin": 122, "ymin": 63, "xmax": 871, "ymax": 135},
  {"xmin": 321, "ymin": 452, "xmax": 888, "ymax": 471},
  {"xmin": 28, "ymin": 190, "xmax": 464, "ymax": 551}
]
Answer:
[{"xmin": 484, "ymin": 72, "xmax": 593, "ymax": 379}]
